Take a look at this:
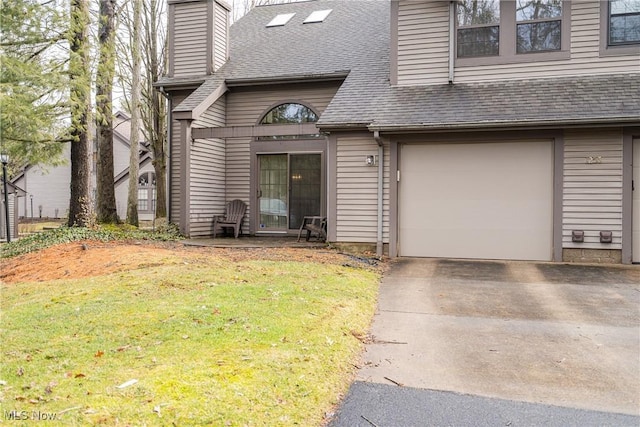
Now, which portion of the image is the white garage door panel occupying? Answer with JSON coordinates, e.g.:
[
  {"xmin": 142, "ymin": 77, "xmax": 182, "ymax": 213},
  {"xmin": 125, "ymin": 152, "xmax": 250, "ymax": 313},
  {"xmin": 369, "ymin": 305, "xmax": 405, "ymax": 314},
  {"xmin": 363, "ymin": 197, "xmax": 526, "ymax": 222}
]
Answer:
[
  {"xmin": 633, "ymin": 138, "xmax": 639, "ymax": 263},
  {"xmin": 400, "ymin": 141, "xmax": 553, "ymax": 261}
]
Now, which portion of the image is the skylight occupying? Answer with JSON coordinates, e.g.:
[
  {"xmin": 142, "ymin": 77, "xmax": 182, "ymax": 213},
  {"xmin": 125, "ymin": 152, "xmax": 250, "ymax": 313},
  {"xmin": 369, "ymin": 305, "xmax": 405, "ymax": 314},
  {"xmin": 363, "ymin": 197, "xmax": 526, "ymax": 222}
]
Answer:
[
  {"xmin": 303, "ymin": 9, "xmax": 332, "ymax": 24},
  {"xmin": 267, "ymin": 13, "xmax": 295, "ymax": 27}
]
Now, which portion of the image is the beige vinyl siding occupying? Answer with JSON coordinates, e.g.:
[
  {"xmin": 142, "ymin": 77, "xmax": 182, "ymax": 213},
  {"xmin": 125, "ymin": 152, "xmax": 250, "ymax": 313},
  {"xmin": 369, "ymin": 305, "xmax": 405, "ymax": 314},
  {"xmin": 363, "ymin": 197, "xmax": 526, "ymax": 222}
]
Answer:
[
  {"xmin": 169, "ymin": 94, "xmax": 188, "ymax": 224},
  {"xmin": 397, "ymin": 1, "xmax": 450, "ymax": 86},
  {"xmin": 396, "ymin": 1, "xmax": 640, "ymax": 86},
  {"xmin": 173, "ymin": 2, "xmax": 208, "ymax": 77},
  {"xmin": 190, "ymin": 97, "xmax": 226, "ymax": 237},
  {"xmin": 563, "ymin": 129, "xmax": 623, "ymax": 249},
  {"xmin": 225, "ymin": 137, "xmax": 251, "ymax": 234},
  {"xmin": 224, "ymin": 83, "xmax": 340, "ymax": 233},
  {"xmin": 214, "ymin": 1, "xmax": 228, "ymax": 71},
  {"xmin": 225, "ymin": 83, "xmax": 339, "ymax": 126},
  {"xmin": 336, "ymin": 136, "xmax": 390, "ymax": 243}
]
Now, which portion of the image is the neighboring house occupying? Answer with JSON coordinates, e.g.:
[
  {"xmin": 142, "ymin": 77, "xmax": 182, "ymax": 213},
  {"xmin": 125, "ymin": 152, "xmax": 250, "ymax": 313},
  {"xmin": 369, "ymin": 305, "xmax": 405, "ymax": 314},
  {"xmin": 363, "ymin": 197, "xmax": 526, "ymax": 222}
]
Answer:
[
  {"xmin": 0, "ymin": 182, "xmax": 26, "ymax": 241},
  {"xmin": 12, "ymin": 111, "xmax": 156, "ymax": 221},
  {"xmin": 158, "ymin": 0, "xmax": 640, "ymax": 263},
  {"xmin": 111, "ymin": 112, "xmax": 157, "ymax": 221},
  {"xmin": 12, "ymin": 144, "xmax": 72, "ymax": 219}
]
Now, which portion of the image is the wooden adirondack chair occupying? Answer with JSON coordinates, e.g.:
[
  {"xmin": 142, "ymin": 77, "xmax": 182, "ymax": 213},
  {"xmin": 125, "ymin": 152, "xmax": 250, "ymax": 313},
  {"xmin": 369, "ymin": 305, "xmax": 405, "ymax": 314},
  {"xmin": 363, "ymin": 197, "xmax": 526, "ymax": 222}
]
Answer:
[{"xmin": 213, "ymin": 199, "xmax": 247, "ymax": 238}]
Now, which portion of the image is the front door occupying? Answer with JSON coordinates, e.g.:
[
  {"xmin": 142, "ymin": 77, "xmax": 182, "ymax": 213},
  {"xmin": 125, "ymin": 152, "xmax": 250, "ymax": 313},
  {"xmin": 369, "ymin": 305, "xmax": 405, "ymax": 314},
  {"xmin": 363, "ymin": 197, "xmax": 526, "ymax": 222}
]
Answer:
[{"xmin": 258, "ymin": 153, "xmax": 321, "ymax": 232}]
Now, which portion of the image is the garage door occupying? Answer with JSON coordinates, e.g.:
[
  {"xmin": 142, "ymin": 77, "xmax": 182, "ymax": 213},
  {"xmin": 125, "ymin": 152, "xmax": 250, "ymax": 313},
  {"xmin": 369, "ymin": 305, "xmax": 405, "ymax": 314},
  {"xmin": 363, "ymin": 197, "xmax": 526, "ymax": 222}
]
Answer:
[
  {"xmin": 399, "ymin": 141, "xmax": 554, "ymax": 261},
  {"xmin": 633, "ymin": 138, "xmax": 639, "ymax": 263}
]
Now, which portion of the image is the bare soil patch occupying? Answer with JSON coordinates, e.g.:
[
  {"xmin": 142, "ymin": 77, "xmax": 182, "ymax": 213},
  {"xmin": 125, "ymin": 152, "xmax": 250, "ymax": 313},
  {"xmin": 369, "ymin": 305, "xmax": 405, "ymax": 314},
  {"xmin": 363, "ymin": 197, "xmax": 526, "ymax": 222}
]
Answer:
[{"xmin": 0, "ymin": 241, "xmax": 371, "ymax": 284}]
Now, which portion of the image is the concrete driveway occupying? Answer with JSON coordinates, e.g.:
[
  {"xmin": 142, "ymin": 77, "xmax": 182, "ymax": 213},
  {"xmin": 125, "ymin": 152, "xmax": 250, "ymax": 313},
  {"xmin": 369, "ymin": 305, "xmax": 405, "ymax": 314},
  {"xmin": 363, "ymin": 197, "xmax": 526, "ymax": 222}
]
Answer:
[{"xmin": 331, "ymin": 258, "xmax": 640, "ymax": 426}]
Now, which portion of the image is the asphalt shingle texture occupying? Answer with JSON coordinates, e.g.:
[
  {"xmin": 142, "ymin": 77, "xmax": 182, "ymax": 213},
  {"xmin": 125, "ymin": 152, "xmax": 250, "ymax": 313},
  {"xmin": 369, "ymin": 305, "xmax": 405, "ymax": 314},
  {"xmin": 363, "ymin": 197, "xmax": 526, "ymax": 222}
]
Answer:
[{"xmin": 163, "ymin": 0, "xmax": 640, "ymax": 129}]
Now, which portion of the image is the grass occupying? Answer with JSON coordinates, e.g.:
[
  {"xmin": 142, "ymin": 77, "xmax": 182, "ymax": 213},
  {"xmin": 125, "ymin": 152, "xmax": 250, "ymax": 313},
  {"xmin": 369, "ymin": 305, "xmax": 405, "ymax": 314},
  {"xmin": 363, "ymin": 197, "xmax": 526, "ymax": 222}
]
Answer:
[
  {"xmin": 0, "ymin": 250, "xmax": 380, "ymax": 425},
  {"xmin": 18, "ymin": 220, "xmax": 65, "ymax": 234}
]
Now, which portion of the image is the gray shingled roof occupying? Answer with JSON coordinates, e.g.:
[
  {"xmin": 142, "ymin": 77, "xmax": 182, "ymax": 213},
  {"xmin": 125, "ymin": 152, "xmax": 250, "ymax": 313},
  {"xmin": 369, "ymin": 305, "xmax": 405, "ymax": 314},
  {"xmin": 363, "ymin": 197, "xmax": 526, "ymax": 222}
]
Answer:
[
  {"xmin": 171, "ymin": 0, "xmax": 389, "ymax": 114},
  {"xmin": 321, "ymin": 72, "xmax": 640, "ymax": 130},
  {"xmin": 168, "ymin": 0, "xmax": 640, "ymax": 129}
]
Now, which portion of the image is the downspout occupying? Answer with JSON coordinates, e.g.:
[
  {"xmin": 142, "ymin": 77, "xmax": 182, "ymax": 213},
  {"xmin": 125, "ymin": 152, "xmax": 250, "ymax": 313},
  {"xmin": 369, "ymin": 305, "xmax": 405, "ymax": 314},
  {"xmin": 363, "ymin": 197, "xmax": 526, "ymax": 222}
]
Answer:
[
  {"xmin": 374, "ymin": 131, "xmax": 384, "ymax": 258},
  {"xmin": 158, "ymin": 86, "xmax": 171, "ymax": 224},
  {"xmin": 449, "ymin": 1, "xmax": 455, "ymax": 84}
]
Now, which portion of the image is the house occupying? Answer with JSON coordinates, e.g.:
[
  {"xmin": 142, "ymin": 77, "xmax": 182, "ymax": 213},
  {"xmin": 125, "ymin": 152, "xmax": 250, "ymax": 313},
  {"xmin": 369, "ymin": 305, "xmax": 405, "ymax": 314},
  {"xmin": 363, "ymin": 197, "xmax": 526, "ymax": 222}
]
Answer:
[
  {"xmin": 158, "ymin": 0, "xmax": 640, "ymax": 264},
  {"xmin": 12, "ymin": 111, "xmax": 157, "ymax": 221},
  {"xmin": 111, "ymin": 112, "xmax": 157, "ymax": 221},
  {"xmin": 0, "ymin": 181, "xmax": 26, "ymax": 241}
]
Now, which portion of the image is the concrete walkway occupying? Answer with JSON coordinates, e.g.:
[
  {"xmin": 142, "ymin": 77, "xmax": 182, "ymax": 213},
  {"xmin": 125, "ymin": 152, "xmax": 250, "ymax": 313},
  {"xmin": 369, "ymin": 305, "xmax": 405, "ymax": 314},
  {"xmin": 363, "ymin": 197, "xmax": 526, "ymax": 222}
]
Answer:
[
  {"xmin": 331, "ymin": 258, "xmax": 640, "ymax": 426},
  {"xmin": 181, "ymin": 236, "xmax": 326, "ymax": 249}
]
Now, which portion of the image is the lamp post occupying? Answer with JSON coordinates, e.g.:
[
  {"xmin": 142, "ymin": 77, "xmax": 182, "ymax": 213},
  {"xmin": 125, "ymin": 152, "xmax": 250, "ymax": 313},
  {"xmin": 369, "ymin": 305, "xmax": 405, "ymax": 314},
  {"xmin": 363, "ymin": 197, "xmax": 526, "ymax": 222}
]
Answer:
[
  {"xmin": 1, "ymin": 153, "xmax": 10, "ymax": 242},
  {"xmin": 30, "ymin": 195, "xmax": 34, "ymax": 220}
]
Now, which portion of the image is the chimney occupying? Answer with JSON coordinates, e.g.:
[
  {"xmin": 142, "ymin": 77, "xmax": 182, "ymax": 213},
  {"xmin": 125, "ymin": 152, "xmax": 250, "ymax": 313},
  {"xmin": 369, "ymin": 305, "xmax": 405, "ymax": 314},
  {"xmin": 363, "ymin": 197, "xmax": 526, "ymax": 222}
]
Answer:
[{"xmin": 167, "ymin": 0, "xmax": 230, "ymax": 78}]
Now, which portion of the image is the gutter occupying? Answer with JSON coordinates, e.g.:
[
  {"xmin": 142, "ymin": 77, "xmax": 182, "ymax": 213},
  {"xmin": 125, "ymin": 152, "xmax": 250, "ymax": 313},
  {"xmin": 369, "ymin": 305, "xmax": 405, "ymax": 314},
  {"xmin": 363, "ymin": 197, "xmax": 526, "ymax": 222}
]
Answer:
[
  {"xmin": 158, "ymin": 86, "xmax": 171, "ymax": 223},
  {"xmin": 373, "ymin": 130, "xmax": 384, "ymax": 258},
  {"xmin": 368, "ymin": 116, "xmax": 640, "ymax": 133}
]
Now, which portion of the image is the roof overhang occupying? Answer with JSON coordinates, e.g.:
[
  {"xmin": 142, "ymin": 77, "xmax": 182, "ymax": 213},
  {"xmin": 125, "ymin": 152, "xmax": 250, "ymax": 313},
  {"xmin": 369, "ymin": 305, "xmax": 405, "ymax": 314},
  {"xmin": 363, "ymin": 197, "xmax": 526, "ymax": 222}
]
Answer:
[
  {"xmin": 153, "ymin": 77, "xmax": 206, "ymax": 92},
  {"xmin": 192, "ymin": 123, "xmax": 319, "ymax": 139},
  {"xmin": 225, "ymin": 71, "xmax": 350, "ymax": 88}
]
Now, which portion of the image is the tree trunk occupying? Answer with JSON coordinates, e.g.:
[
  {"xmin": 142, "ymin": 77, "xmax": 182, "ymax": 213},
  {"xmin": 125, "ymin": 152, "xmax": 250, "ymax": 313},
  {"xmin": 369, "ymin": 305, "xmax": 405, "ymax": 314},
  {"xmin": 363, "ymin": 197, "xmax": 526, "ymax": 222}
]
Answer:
[
  {"xmin": 96, "ymin": 0, "xmax": 119, "ymax": 224},
  {"xmin": 126, "ymin": 0, "xmax": 142, "ymax": 226},
  {"xmin": 68, "ymin": 0, "xmax": 92, "ymax": 227}
]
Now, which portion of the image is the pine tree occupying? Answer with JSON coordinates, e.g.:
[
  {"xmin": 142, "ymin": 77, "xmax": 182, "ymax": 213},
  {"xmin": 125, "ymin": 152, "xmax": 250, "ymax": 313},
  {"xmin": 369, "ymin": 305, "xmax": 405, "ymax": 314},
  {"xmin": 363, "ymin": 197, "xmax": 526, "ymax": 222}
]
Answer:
[{"xmin": 0, "ymin": 0, "xmax": 68, "ymax": 172}]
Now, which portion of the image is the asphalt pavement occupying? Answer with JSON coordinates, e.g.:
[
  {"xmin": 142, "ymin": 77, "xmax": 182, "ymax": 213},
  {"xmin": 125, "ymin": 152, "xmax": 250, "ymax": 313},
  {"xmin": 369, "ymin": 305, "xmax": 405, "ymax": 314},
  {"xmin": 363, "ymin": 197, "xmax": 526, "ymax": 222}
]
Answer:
[{"xmin": 329, "ymin": 258, "xmax": 640, "ymax": 426}]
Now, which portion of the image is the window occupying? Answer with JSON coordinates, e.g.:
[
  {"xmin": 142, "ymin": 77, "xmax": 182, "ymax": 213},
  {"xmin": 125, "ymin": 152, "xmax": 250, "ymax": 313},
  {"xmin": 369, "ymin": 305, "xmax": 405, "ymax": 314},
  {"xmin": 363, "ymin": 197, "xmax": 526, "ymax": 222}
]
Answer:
[
  {"xmin": 267, "ymin": 13, "xmax": 295, "ymax": 27},
  {"xmin": 516, "ymin": 0, "xmax": 562, "ymax": 53},
  {"xmin": 138, "ymin": 172, "xmax": 156, "ymax": 213},
  {"xmin": 457, "ymin": 0, "xmax": 500, "ymax": 57},
  {"xmin": 258, "ymin": 103, "xmax": 320, "ymax": 140},
  {"xmin": 304, "ymin": 9, "xmax": 332, "ymax": 24},
  {"xmin": 260, "ymin": 103, "xmax": 318, "ymax": 125},
  {"xmin": 456, "ymin": 1, "xmax": 569, "ymax": 64},
  {"xmin": 608, "ymin": 0, "xmax": 640, "ymax": 45}
]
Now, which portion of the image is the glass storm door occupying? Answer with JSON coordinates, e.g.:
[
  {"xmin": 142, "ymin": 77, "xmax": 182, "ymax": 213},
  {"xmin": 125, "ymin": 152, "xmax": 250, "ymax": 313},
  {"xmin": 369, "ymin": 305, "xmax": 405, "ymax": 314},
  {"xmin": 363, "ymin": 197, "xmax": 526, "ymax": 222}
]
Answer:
[{"xmin": 258, "ymin": 153, "xmax": 321, "ymax": 231}]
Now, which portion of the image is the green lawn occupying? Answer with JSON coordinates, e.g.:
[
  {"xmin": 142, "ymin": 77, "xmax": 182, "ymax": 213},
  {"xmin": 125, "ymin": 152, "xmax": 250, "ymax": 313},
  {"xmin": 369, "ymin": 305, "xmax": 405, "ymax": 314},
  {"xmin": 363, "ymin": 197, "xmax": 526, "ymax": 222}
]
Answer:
[{"xmin": 0, "ymin": 252, "xmax": 380, "ymax": 425}]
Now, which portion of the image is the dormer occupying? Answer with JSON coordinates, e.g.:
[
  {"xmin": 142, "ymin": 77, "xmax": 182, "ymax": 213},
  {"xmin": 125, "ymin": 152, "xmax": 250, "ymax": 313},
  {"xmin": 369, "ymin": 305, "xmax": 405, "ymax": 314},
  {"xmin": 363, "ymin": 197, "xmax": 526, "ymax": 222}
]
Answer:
[{"xmin": 167, "ymin": 0, "xmax": 231, "ymax": 78}]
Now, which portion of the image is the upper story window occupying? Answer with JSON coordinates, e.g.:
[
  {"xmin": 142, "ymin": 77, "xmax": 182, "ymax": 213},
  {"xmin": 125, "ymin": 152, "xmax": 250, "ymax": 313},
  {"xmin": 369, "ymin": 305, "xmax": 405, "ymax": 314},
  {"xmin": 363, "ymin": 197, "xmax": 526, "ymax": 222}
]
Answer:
[
  {"xmin": 456, "ymin": 1, "xmax": 569, "ymax": 64},
  {"xmin": 608, "ymin": 0, "xmax": 640, "ymax": 45},
  {"xmin": 260, "ymin": 103, "xmax": 318, "ymax": 125},
  {"xmin": 258, "ymin": 103, "xmax": 320, "ymax": 140},
  {"xmin": 516, "ymin": 0, "xmax": 563, "ymax": 53},
  {"xmin": 457, "ymin": 0, "xmax": 500, "ymax": 57}
]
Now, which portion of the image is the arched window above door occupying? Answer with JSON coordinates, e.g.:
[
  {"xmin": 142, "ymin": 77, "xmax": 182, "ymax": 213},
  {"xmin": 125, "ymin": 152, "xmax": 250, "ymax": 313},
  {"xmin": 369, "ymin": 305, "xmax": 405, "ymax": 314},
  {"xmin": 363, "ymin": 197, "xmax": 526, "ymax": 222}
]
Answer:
[{"xmin": 260, "ymin": 103, "xmax": 318, "ymax": 125}]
